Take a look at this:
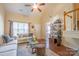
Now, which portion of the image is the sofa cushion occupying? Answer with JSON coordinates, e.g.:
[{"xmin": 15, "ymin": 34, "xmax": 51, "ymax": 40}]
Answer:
[{"xmin": 2, "ymin": 35, "xmax": 14, "ymax": 43}]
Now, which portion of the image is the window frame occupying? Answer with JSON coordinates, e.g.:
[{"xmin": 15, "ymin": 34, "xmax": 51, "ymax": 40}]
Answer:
[{"xmin": 13, "ymin": 22, "xmax": 29, "ymax": 36}]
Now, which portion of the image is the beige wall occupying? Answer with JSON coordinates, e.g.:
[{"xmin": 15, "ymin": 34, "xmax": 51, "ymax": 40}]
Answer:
[
  {"xmin": 40, "ymin": 3, "xmax": 74, "ymax": 39},
  {"xmin": 74, "ymin": 3, "xmax": 79, "ymax": 21},
  {"xmin": 0, "ymin": 4, "xmax": 5, "ymax": 44},
  {"xmin": 4, "ymin": 11, "xmax": 41, "ymax": 38},
  {"xmin": 0, "ymin": 4, "xmax": 5, "ymax": 36}
]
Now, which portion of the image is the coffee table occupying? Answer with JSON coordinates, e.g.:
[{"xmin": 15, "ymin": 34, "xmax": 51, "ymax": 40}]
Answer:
[{"xmin": 36, "ymin": 44, "xmax": 45, "ymax": 56}]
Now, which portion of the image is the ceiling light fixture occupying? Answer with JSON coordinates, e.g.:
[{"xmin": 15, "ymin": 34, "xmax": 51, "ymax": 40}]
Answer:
[
  {"xmin": 32, "ymin": 3, "xmax": 38, "ymax": 9},
  {"xmin": 25, "ymin": 3, "xmax": 45, "ymax": 12}
]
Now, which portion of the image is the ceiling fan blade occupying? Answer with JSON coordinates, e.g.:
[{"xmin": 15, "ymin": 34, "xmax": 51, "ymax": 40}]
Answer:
[
  {"xmin": 39, "ymin": 3, "xmax": 45, "ymax": 6},
  {"xmin": 37, "ymin": 8, "xmax": 42, "ymax": 12},
  {"xmin": 25, "ymin": 4, "xmax": 31, "ymax": 6}
]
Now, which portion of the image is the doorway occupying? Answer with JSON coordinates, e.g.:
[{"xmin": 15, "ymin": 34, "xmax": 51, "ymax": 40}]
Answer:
[{"xmin": 45, "ymin": 23, "xmax": 51, "ymax": 48}]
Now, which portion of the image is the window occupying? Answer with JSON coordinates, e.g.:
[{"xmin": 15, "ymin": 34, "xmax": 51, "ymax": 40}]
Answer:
[{"xmin": 13, "ymin": 22, "xmax": 29, "ymax": 36}]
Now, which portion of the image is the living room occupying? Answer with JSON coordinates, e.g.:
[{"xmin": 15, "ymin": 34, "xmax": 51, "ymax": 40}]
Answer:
[{"xmin": 0, "ymin": 3, "xmax": 79, "ymax": 56}]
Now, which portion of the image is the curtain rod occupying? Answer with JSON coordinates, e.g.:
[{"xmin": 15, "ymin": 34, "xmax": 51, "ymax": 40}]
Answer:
[{"xmin": 8, "ymin": 20, "xmax": 30, "ymax": 23}]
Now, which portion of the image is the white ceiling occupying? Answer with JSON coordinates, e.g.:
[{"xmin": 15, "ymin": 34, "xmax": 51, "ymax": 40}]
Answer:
[
  {"xmin": 3, "ymin": 3, "xmax": 72, "ymax": 17},
  {"xmin": 4, "ymin": 3, "xmax": 46, "ymax": 16},
  {"xmin": 4, "ymin": 3, "xmax": 33, "ymax": 16}
]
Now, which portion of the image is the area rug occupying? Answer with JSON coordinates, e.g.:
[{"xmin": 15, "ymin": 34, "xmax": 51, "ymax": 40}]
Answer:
[{"xmin": 51, "ymin": 44, "xmax": 77, "ymax": 56}]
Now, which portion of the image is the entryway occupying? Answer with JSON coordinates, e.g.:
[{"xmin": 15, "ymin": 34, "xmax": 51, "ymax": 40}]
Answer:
[{"xmin": 45, "ymin": 22, "xmax": 51, "ymax": 49}]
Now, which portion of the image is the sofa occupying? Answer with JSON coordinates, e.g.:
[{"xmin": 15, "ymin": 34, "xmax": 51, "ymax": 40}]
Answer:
[
  {"xmin": 17, "ymin": 37, "xmax": 28, "ymax": 43},
  {"xmin": 0, "ymin": 35, "xmax": 17, "ymax": 56}
]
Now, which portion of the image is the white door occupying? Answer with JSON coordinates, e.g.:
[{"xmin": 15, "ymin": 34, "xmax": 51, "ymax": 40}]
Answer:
[{"xmin": 45, "ymin": 23, "xmax": 50, "ymax": 48}]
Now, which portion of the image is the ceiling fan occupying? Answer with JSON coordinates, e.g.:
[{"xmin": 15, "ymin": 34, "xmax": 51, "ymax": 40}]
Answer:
[{"xmin": 25, "ymin": 3, "xmax": 45, "ymax": 12}]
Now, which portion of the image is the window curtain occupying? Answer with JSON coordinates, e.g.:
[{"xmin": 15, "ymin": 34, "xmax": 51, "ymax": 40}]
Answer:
[{"xmin": 9, "ymin": 21, "xmax": 13, "ymax": 37}]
